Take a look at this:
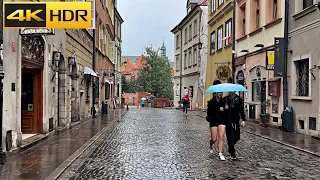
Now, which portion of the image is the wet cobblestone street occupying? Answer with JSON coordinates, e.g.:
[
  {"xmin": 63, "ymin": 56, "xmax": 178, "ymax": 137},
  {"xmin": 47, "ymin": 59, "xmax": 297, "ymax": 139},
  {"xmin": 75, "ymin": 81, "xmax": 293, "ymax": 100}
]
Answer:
[{"xmin": 60, "ymin": 108, "xmax": 320, "ymax": 180}]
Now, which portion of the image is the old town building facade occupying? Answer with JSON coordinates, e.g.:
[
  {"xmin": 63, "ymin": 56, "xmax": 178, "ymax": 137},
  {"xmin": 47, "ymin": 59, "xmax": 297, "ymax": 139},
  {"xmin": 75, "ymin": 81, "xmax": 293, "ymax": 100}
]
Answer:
[
  {"xmin": 171, "ymin": 0, "xmax": 208, "ymax": 109},
  {"xmin": 234, "ymin": 0, "xmax": 285, "ymax": 126},
  {"xmin": 204, "ymin": 0, "xmax": 234, "ymax": 107},
  {"xmin": 287, "ymin": 0, "xmax": 320, "ymax": 136},
  {"xmin": 0, "ymin": 0, "xmax": 124, "ymax": 156}
]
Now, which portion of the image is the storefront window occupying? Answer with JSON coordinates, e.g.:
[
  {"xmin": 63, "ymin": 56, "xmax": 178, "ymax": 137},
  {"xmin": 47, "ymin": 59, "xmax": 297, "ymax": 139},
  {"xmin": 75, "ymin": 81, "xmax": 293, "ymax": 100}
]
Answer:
[{"xmin": 252, "ymin": 81, "xmax": 261, "ymax": 102}]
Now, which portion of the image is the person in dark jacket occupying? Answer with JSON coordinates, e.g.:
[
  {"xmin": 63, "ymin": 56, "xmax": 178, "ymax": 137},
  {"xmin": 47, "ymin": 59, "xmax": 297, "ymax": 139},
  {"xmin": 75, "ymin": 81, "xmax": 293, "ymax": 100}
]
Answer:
[
  {"xmin": 206, "ymin": 92, "xmax": 227, "ymax": 161},
  {"xmin": 223, "ymin": 92, "xmax": 246, "ymax": 160}
]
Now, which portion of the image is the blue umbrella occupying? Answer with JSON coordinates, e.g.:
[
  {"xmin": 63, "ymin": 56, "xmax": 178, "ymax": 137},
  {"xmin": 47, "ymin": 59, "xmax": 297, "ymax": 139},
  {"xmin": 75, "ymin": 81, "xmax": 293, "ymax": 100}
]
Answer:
[{"xmin": 206, "ymin": 83, "xmax": 247, "ymax": 93}]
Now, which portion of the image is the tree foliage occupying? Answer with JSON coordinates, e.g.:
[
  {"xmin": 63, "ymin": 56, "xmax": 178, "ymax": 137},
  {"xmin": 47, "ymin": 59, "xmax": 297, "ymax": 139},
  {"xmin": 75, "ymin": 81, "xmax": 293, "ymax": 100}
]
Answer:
[
  {"xmin": 137, "ymin": 47, "xmax": 173, "ymax": 99},
  {"xmin": 121, "ymin": 47, "xmax": 173, "ymax": 99}
]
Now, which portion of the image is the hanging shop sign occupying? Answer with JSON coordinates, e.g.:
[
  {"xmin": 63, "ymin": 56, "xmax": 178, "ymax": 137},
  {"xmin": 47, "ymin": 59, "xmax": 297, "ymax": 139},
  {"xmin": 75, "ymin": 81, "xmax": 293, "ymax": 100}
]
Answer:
[
  {"xmin": 216, "ymin": 65, "xmax": 231, "ymax": 81},
  {"xmin": 266, "ymin": 50, "xmax": 274, "ymax": 70}
]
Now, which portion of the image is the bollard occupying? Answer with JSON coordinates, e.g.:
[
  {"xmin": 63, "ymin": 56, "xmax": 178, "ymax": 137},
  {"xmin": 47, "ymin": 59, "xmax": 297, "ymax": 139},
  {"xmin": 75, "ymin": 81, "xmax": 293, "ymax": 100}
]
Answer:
[{"xmin": 127, "ymin": 104, "xmax": 129, "ymax": 110}]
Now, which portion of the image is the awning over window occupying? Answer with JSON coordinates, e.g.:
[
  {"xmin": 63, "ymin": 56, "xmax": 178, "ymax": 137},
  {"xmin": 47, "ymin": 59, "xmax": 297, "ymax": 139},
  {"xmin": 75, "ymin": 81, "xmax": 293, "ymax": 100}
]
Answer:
[
  {"xmin": 268, "ymin": 77, "xmax": 281, "ymax": 82},
  {"xmin": 84, "ymin": 67, "xmax": 97, "ymax": 77}
]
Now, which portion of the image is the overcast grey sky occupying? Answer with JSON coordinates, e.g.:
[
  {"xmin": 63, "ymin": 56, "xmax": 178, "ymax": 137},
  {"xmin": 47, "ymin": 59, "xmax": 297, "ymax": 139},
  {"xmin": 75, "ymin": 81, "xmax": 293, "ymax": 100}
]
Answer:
[{"xmin": 118, "ymin": 0, "xmax": 187, "ymax": 61}]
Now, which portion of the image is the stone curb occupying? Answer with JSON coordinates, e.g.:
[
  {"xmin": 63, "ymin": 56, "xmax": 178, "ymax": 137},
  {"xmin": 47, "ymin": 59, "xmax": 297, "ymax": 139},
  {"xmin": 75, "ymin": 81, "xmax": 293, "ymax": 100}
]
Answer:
[
  {"xmin": 45, "ymin": 110, "xmax": 128, "ymax": 180},
  {"xmin": 194, "ymin": 113, "xmax": 320, "ymax": 158}
]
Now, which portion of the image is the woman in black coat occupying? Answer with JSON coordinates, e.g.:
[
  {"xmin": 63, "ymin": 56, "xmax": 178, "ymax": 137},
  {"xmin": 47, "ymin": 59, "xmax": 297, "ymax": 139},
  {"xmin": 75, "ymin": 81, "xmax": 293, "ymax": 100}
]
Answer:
[{"xmin": 206, "ymin": 92, "xmax": 227, "ymax": 161}]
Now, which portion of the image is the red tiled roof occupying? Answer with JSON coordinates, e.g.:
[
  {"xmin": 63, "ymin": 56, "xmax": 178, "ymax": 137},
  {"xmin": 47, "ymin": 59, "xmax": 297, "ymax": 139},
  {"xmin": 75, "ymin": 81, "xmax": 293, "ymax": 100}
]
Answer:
[
  {"xmin": 198, "ymin": 0, "xmax": 208, "ymax": 6},
  {"xmin": 133, "ymin": 55, "xmax": 146, "ymax": 70},
  {"xmin": 121, "ymin": 59, "xmax": 134, "ymax": 73}
]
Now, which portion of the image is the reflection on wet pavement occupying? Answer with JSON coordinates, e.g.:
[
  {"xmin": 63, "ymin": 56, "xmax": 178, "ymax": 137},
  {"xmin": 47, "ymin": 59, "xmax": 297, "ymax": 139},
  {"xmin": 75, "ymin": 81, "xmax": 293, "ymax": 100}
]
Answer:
[
  {"xmin": 60, "ymin": 108, "xmax": 320, "ymax": 179},
  {"xmin": 0, "ymin": 109, "xmax": 124, "ymax": 180}
]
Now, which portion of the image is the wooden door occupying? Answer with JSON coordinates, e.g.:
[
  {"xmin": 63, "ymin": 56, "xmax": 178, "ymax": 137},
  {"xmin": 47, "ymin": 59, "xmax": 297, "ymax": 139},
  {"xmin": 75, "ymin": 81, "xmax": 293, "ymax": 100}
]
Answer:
[{"xmin": 21, "ymin": 69, "xmax": 41, "ymax": 134}]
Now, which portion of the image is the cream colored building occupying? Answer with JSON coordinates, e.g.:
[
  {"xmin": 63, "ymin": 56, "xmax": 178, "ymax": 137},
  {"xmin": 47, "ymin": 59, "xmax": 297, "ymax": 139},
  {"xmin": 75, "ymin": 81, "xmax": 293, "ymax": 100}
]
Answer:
[
  {"xmin": 171, "ymin": 0, "xmax": 208, "ymax": 109},
  {"xmin": 114, "ymin": 8, "xmax": 124, "ymax": 107},
  {"xmin": 234, "ymin": 0, "xmax": 284, "ymax": 126}
]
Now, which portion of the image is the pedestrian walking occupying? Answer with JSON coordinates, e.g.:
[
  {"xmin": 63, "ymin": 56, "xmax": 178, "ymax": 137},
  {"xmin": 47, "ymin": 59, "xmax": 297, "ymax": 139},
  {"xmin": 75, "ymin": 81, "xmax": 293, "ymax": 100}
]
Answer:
[
  {"xmin": 141, "ymin": 97, "xmax": 146, "ymax": 107},
  {"xmin": 223, "ymin": 92, "xmax": 246, "ymax": 160},
  {"xmin": 206, "ymin": 92, "xmax": 227, "ymax": 161},
  {"xmin": 147, "ymin": 97, "xmax": 152, "ymax": 108},
  {"xmin": 182, "ymin": 94, "xmax": 190, "ymax": 115}
]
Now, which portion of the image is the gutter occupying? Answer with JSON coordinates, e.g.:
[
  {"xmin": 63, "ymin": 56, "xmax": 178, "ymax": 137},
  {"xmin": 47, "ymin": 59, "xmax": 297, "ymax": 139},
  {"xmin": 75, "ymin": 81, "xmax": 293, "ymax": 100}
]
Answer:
[{"xmin": 231, "ymin": 0, "xmax": 236, "ymax": 82}]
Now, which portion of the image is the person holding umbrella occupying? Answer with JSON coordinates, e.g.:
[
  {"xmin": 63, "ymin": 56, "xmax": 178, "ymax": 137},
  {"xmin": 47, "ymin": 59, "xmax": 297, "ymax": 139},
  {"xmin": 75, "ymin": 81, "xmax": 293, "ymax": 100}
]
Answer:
[
  {"xmin": 224, "ymin": 91, "xmax": 246, "ymax": 160},
  {"xmin": 206, "ymin": 82, "xmax": 247, "ymax": 161},
  {"xmin": 206, "ymin": 91, "xmax": 227, "ymax": 161}
]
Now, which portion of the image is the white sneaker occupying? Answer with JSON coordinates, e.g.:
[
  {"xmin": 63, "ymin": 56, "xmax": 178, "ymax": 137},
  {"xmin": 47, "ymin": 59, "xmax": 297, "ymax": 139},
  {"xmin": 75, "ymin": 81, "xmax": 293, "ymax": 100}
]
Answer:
[
  {"xmin": 210, "ymin": 149, "xmax": 214, "ymax": 154},
  {"xmin": 219, "ymin": 153, "xmax": 226, "ymax": 161}
]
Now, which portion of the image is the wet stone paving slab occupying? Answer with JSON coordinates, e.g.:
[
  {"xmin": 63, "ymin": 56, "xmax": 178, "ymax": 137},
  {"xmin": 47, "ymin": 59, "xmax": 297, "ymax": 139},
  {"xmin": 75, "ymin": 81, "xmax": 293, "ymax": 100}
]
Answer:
[{"xmin": 60, "ymin": 109, "xmax": 320, "ymax": 180}]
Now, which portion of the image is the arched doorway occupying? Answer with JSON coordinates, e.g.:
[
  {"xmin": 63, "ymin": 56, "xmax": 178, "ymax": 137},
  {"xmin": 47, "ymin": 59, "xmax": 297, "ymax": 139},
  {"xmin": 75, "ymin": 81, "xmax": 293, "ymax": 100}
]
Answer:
[{"xmin": 21, "ymin": 36, "xmax": 45, "ymax": 134}]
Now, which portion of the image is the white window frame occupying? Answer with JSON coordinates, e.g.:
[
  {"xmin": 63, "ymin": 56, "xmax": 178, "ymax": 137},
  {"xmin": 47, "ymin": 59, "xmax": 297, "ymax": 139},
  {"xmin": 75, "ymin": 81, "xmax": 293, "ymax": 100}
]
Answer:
[
  {"xmin": 225, "ymin": 19, "xmax": 232, "ymax": 46},
  {"xmin": 210, "ymin": 31, "xmax": 215, "ymax": 54},
  {"xmin": 211, "ymin": 0, "xmax": 216, "ymax": 13},
  {"xmin": 217, "ymin": 26, "xmax": 223, "ymax": 50},
  {"xmin": 218, "ymin": 0, "xmax": 224, "ymax": 6}
]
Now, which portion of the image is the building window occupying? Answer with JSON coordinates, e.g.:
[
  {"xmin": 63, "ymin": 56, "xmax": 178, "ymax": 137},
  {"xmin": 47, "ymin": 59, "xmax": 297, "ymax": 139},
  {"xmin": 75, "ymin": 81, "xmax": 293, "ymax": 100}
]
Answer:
[
  {"xmin": 193, "ymin": 47, "xmax": 197, "ymax": 65},
  {"xmin": 217, "ymin": 26, "xmax": 223, "ymax": 50},
  {"xmin": 189, "ymin": 24, "xmax": 192, "ymax": 41},
  {"xmin": 211, "ymin": 0, "xmax": 216, "ymax": 13},
  {"xmin": 296, "ymin": 59, "xmax": 309, "ymax": 96},
  {"xmin": 194, "ymin": 20, "xmax": 198, "ymax": 37},
  {"xmin": 303, "ymin": 0, "xmax": 313, "ymax": 9},
  {"xmin": 185, "ymin": 28, "xmax": 188, "ymax": 43},
  {"xmin": 175, "ymin": 55, "xmax": 180, "ymax": 71},
  {"xmin": 273, "ymin": 0, "xmax": 278, "ymax": 19},
  {"xmin": 225, "ymin": 19, "xmax": 232, "ymax": 46},
  {"xmin": 218, "ymin": 0, "xmax": 223, "ymax": 6},
  {"xmin": 256, "ymin": 0, "xmax": 260, "ymax": 28},
  {"xmin": 242, "ymin": 16, "xmax": 246, "ymax": 35},
  {"xmin": 189, "ymin": 50, "xmax": 192, "ymax": 67},
  {"xmin": 184, "ymin": 52, "xmax": 187, "ymax": 68},
  {"xmin": 210, "ymin": 31, "xmax": 215, "ymax": 54},
  {"xmin": 176, "ymin": 35, "xmax": 180, "ymax": 49},
  {"xmin": 252, "ymin": 81, "xmax": 261, "ymax": 102}
]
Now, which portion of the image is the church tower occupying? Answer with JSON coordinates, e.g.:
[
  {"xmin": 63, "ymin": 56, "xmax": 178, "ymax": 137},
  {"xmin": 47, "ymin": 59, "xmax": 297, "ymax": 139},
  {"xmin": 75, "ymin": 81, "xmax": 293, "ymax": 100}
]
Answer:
[{"xmin": 160, "ymin": 39, "xmax": 166, "ymax": 57}]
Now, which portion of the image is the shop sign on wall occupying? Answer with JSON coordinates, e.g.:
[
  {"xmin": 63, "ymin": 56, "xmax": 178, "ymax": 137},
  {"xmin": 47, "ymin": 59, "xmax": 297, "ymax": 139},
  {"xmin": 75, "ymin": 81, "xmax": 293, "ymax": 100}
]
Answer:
[{"xmin": 216, "ymin": 65, "xmax": 231, "ymax": 81}]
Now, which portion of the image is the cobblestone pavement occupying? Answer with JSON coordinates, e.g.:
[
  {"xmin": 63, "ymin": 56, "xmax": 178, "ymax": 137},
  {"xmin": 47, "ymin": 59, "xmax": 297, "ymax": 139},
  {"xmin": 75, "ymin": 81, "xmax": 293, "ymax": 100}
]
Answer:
[{"xmin": 59, "ymin": 108, "xmax": 320, "ymax": 180}]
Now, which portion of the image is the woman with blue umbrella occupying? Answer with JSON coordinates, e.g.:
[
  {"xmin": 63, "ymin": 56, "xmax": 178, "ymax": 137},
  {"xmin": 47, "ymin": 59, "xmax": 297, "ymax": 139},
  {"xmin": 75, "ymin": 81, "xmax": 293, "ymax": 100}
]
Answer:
[{"xmin": 206, "ymin": 80, "xmax": 228, "ymax": 161}]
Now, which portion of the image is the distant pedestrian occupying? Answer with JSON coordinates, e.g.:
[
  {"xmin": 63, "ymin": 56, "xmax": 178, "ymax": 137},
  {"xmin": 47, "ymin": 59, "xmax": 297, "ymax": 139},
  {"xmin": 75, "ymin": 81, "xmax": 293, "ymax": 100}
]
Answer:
[
  {"xmin": 141, "ymin": 97, "xmax": 146, "ymax": 107},
  {"xmin": 182, "ymin": 94, "xmax": 190, "ymax": 115},
  {"xmin": 223, "ymin": 92, "xmax": 246, "ymax": 160},
  {"xmin": 147, "ymin": 97, "xmax": 152, "ymax": 108},
  {"xmin": 206, "ymin": 92, "xmax": 226, "ymax": 161}
]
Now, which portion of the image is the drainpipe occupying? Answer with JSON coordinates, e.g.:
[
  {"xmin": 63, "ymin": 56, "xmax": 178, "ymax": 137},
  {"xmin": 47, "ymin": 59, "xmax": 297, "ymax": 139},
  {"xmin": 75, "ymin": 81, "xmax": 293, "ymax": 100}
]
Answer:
[
  {"xmin": 283, "ymin": 0, "xmax": 289, "ymax": 109},
  {"xmin": 0, "ymin": 0, "xmax": 5, "ymax": 164},
  {"xmin": 92, "ymin": 29, "xmax": 96, "ymax": 118},
  {"xmin": 231, "ymin": 0, "xmax": 236, "ymax": 83},
  {"xmin": 179, "ymin": 27, "xmax": 183, "ymax": 101},
  {"xmin": 57, "ymin": 71, "xmax": 60, "ymax": 127}
]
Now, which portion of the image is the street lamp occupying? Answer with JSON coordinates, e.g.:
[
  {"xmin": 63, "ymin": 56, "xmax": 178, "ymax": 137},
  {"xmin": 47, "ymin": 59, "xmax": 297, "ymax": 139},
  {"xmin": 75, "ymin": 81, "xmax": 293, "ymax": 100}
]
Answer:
[{"xmin": 123, "ymin": 61, "xmax": 127, "ymax": 67}]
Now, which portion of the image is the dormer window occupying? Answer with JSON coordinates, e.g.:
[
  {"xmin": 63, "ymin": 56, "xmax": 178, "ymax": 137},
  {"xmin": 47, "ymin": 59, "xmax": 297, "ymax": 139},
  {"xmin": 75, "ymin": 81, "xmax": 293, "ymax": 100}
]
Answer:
[{"xmin": 187, "ymin": 6, "xmax": 191, "ymax": 13}]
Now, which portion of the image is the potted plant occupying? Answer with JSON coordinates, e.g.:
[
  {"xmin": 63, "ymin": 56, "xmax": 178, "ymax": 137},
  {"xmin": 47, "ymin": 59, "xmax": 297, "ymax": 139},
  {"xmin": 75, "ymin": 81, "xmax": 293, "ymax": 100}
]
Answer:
[{"xmin": 259, "ymin": 99, "xmax": 270, "ymax": 126}]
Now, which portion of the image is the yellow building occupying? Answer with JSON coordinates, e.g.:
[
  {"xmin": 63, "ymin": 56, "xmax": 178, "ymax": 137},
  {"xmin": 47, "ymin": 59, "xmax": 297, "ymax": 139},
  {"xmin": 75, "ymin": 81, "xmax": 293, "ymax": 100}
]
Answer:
[{"xmin": 204, "ymin": 0, "xmax": 234, "ymax": 105}]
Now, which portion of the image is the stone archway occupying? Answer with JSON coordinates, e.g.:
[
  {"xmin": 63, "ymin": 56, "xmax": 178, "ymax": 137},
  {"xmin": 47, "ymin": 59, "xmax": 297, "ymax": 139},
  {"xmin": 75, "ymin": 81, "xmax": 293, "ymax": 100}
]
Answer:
[{"xmin": 57, "ymin": 53, "xmax": 67, "ymax": 127}]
